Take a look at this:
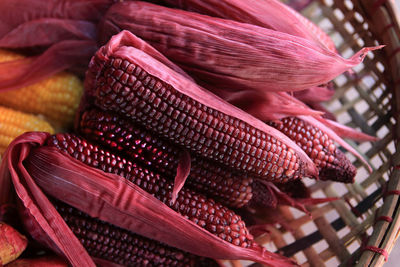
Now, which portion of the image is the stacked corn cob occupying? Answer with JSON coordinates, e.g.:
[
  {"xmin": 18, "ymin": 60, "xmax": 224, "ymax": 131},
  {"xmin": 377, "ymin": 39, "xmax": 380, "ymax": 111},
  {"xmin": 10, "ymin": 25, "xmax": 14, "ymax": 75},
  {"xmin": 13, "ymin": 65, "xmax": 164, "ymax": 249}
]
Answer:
[
  {"xmin": 0, "ymin": 49, "xmax": 83, "ymax": 154},
  {"xmin": 0, "ymin": 0, "xmax": 381, "ymax": 266}
]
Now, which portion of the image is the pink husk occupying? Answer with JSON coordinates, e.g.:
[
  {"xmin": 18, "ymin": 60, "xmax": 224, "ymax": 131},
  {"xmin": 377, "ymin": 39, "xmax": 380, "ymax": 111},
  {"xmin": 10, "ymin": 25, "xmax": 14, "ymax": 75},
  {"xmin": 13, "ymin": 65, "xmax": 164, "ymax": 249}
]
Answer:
[
  {"xmin": 155, "ymin": 0, "xmax": 336, "ymax": 52},
  {"xmin": 308, "ymin": 103, "xmax": 337, "ymax": 121},
  {"xmin": 210, "ymin": 89, "xmax": 324, "ymax": 121},
  {"xmin": 171, "ymin": 150, "xmax": 191, "ymax": 204},
  {"xmin": 248, "ymin": 92, "xmax": 324, "ymax": 121},
  {"xmin": 0, "ymin": 40, "xmax": 97, "ymax": 91},
  {"xmin": 90, "ymin": 30, "xmax": 318, "ymax": 177},
  {"xmin": 0, "ymin": 19, "xmax": 96, "ymax": 48},
  {"xmin": 0, "ymin": 132, "xmax": 95, "ymax": 266},
  {"xmin": 299, "ymin": 115, "xmax": 373, "ymax": 173},
  {"xmin": 317, "ymin": 117, "xmax": 378, "ymax": 142},
  {"xmin": 14, "ymin": 134, "xmax": 297, "ymax": 267},
  {"xmin": 248, "ymin": 224, "xmax": 271, "ymax": 237},
  {"xmin": 98, "ymin": 27, "xmax": 194, "ymax": 81},
  {"xmin": 256, "ymin": 181, "xmax": 337, "ymax": 215},
  {"xmin": 280, "ymin": 0, "xmax": 337, "ymax": 52},
  {"xmin": 293, "ymin": 86, "xmax": 335, "ymax": 104},
  {"xmin": 100, "ymin": 2, "xmax": 383, "ymax": 93},
  {"xmin": 0, "ymin": 0, "xmax": 112, "ymax": 37},
  {"xmin": 0, "ymin": 0, "xmax": 113, "ymax": 90}
]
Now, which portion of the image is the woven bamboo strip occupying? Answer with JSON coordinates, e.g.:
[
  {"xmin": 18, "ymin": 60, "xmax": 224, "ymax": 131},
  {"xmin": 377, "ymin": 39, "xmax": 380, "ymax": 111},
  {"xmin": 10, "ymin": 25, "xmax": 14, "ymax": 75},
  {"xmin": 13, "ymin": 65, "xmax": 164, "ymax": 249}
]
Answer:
[
  {"xmin": 289, "ymin": 205, "xmax": 334, "ymax": 229},
  {"xmin": 324, "ymin": 186, "xmax": 360, "ymax": 229},
  {"xmin": 279, "ymin": 207, "xmax": 325, "ymax": 267},
  {"xmin": 313, "ymin": 213, "xmax": 351, "ymax": 261}
]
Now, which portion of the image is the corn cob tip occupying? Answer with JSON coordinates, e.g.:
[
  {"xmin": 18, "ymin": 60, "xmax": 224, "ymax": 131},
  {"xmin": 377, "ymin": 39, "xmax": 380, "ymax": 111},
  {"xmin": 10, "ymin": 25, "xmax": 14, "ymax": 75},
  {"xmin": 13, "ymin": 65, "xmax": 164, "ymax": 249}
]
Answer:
[{"xmin": 319, "ymin": 149, "xmax": 357, "ymax": 183}]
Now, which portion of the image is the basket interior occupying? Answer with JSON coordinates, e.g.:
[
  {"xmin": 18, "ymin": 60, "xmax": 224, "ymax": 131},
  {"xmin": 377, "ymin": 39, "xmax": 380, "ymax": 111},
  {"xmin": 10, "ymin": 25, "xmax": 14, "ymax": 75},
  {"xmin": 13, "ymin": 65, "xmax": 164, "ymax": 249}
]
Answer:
[{"xmin": 254, "ymin": 0, "xmax": 400, "ymax": 266}]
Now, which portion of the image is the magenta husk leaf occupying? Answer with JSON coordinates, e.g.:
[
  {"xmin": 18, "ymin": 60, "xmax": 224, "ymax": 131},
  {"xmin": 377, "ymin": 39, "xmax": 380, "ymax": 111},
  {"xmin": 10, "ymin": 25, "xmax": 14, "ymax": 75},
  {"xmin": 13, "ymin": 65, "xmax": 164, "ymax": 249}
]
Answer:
[
  {"xmin": 0, "ymin": 0, "xmax": 112, "ymax": 35},
  {"xmin": 0, "ymin": 40, "xmax": 97, "ymax": 91},
  {"xmin": 171, "ymin": 150, "xmax": 191, "ymax": 204},
  {"xmin": 99, "ymin": 1, "xmax": 383, "ymax": 93},
  {"xmin": 247, "ymin": 92, "xmax": 324, "ymax": 121},
  {"xmin": 0, "ymin": 0, "xmax": 113, "ymax": 90},
  {"xmin": 0, "ymin": 132, "xmax": 95, "ymax": 266},
  {"xmin": 0, "ymin": 19, "xmax": 96, "ymax": 48},
  {"xmin": 293, "ymin": 86, "xmax": 335, "ymax": 104},
  {"xmin": 0, "ymin": 132, "xmax": 298, "ymax": 266},
  {"xmin": 317, "ymin": 117, "xmax": 378, "ymax": 142},
  {"xmin": 153, "ymin": 0, "xmax": 337, "ymax": 52}
]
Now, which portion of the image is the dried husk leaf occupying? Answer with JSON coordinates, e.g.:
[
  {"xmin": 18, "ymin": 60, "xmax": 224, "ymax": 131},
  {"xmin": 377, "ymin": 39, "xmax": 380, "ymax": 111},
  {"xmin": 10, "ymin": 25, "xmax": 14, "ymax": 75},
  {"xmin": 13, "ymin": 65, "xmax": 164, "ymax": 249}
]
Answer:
[
  {"xmin": 5, "ymin": 256, "xmax": 68, "ymax": 267},
  {"xmin": 0, "ymin": 132, "xmax": 95, "ymax": 266},
  {"xmin": 152, "ymin": 0, "xmax": 337, "ymax": 52},
  {"xmin": 0, "ymin": 40, "xmax": 97, "ymax": 91},
  {"xmin": 220, "ymin": 90, "xmax": 324, "ymax": 121},
  {"xmin": 172, "ymin": 150, "xmax": 191, "ymax": 204},
  {"xmin": 0, "ymin": 0, "xmax": 111, "ymax": 90},
  {"xmin": 0, "ymin": 0, "xmax": 111, "ymax": 36},
  {"xmin": 293, "ymin": 86, "xmax": 335, "ymax": 105},
  {"xmin": 99, "ymin": 1, "xmax": 383, "ymax": 93},
  {"xmin": 0, "ymin": 132, "xmax": 298, "ymax": 266},
  {"xmin": 0, "ymin": 19, "xmax": 96, "ymax": 48},
  {"xmin": 317, "ymin": 117, "xmax": 378, "ymax": 142},
  {"xmin": 88, "ymin": 30, "xmax": 318, "ymax": 177},
  {"xmin": 254, "ymin": 181, "xmax": 337, "ymax": 214},
  {"xmin": 0, "ymin": 222, "xmax": 28, "ymax": 265}
]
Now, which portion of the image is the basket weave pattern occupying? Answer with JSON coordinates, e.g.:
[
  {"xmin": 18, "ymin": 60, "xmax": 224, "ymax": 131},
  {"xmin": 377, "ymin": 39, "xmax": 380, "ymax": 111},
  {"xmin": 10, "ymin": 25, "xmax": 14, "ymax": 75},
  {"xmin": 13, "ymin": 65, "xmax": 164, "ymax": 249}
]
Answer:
[{"xmin": 253, "ymin": 1, "xmax": 400, "ymax": 266}]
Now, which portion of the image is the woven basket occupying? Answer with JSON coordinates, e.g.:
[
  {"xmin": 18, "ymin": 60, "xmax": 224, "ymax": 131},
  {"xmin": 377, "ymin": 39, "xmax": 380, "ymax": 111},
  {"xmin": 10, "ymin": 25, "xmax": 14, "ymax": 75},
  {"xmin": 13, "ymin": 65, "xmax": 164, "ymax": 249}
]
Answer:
[{"xmin": 236, "ymin": 0, "xmax": 400, "ymax": 266}]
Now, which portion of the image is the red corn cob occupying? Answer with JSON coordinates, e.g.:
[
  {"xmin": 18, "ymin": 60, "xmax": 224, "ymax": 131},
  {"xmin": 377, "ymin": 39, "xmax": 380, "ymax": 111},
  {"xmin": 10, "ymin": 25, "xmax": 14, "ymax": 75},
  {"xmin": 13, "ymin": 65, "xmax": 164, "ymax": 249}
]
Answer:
[
  {"xmin": 47, "ymin": 133, "xmax": 254, "ymax": 247},
  {"xmin": 52, "ymin": 199, "xmax": 218, "ymax": 267},
  {"xmin": 2, "ymin": 132, "xmax": 297, "ymax": 266},
  {"xmin": 91, "ymin": 56, "xmax": 305, "ymax": 182},
  {"xmin": 268, "ymin": 117, "xmax": 356, "ymax": 183},
  {"xmin": 86, "ymin": 33, "xmax": 317, "ymax": 183},
  {"xmin": 78, "ymin": 107, "xmax": 253, "ymax": 208}
]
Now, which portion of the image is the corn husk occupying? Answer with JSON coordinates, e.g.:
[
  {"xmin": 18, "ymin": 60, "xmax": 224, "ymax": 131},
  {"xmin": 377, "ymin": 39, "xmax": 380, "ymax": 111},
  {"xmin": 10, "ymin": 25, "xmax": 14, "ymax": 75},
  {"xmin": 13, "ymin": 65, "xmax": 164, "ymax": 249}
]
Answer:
[
  {"xmin": 0, "ymin": 132, "xmax": 298, "ymax": 267},
  {"xmin": 152, "ymin": 0, "xmax": 337, "ymax": 52},
  {"xmin": 0, "ymin": 0, "xmax": 110, "ymax": 91},
  {"xmin": 99, "ymin": 1, "xmax": 383, "ymax": 94}
]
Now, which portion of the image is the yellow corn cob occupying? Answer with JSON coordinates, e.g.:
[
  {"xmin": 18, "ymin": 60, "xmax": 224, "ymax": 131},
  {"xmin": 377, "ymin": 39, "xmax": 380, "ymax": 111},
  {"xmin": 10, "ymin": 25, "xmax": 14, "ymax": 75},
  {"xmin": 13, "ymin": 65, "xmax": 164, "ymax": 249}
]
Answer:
[
  {"xmin": 0, "ymin": 106, "xmax": 54, "ymax": 154},
  {"xmin": 0, "ymin": 49, "xmax": 83, "ymax": 129}
]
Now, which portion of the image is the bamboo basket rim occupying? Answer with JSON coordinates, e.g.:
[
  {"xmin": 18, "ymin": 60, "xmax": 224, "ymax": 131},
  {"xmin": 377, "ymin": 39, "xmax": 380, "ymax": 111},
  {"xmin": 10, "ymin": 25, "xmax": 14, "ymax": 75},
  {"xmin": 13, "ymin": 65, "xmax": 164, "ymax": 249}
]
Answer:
[{"xmin": 357, "ymin": 0, "xmax": 400, "ymax": 266}]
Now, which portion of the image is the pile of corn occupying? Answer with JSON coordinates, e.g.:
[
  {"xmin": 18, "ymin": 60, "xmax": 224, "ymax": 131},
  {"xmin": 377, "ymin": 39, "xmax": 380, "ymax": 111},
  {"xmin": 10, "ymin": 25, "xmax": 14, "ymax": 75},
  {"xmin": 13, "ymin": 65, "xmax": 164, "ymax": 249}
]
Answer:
[{"xmin": 0, "ymin": 49, "xmax": 83, "ymax": 155}]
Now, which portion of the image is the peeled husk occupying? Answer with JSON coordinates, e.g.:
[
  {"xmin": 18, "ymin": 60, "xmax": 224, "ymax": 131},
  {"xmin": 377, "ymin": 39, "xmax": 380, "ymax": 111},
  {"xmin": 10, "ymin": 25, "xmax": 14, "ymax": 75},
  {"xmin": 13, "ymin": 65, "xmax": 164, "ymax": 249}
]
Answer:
[{"xmin": 0, "ymin": 132, "xmax": 298, "ymax": 266}]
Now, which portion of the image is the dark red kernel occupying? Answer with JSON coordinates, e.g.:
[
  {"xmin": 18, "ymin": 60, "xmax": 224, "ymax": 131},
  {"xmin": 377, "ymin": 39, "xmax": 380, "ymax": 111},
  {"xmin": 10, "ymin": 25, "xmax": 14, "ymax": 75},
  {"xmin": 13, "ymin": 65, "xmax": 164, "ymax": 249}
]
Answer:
[
  {"xmin": 87, "ymin": 56, "xmax": 305, "ymax": 182},
  {"xmin": 47, "ymin": 133, "xmax": 254, "ymax": 247}
]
